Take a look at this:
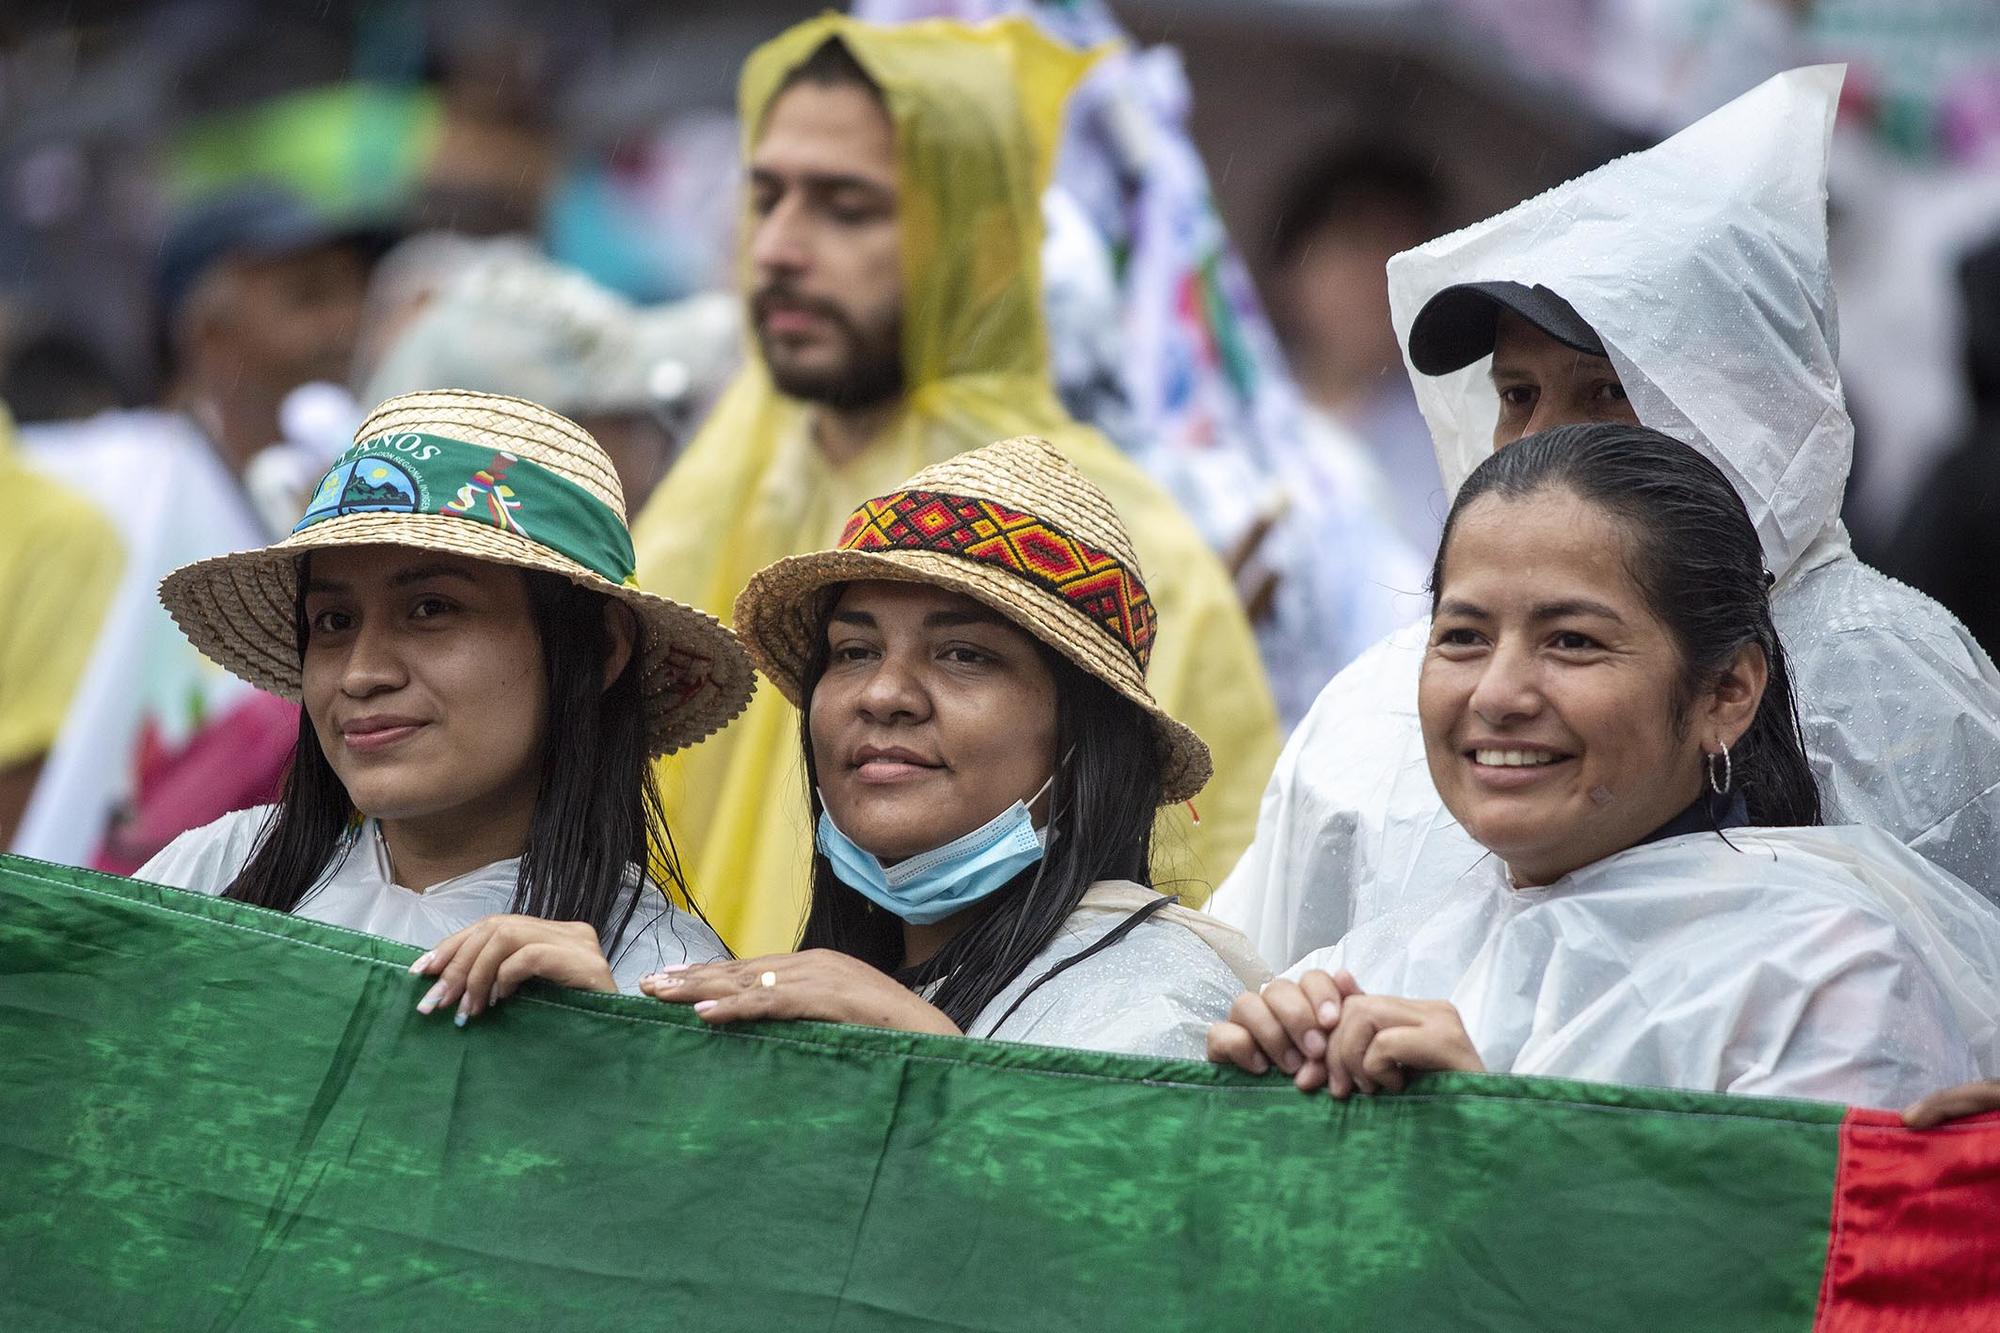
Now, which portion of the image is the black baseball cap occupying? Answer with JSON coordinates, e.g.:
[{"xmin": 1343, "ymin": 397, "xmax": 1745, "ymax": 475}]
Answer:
[
  {"xmin": 156, "ymin": 184, "xmax": 395, "ymax": 328},
  {"xmin": 1406, "ymin": 280, "xmax": 1607, "ymax": 376}
]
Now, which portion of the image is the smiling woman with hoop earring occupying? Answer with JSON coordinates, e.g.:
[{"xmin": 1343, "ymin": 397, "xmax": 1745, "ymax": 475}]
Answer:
[{"xmin": 1211, "ymin": 424, "xmax": 2000, "ymax": 1108}]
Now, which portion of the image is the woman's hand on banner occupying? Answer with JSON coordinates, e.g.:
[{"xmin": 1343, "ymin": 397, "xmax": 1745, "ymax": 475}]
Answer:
[
  {"xmin": 1903, "ymin": 1079, "xmax": 2000, "ymax": 1128},
  {"xmin": 1208, "ymin": 969, "xmax": 1352, "ymax": 1084},
  {"xmin": 408, "ymin": 916, "xmax": 616, "ymax": 1025},
  {"xmin": 640, "ymin": 950, "xmax": 963, "ymax": 1037},
  {"xmin": 1210, "ymin": 968, "xmax": 1480, "ymax": 1095},
  {"xmin": 1322, "ymin": 985, "xmax": 1483, "ymax": 1098}
]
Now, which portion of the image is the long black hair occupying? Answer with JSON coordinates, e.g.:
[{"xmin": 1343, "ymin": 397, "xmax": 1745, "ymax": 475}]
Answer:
[
  {"xmin": 1434, "ymin": 422, "xmax": 1822, "ymax": 828},
  {"xmin": 224, "ymin": 557, "xmax": 693, "ymax": 957},
  {"xmin": 794, "ymin": 626, "xmax": 1162, "ymax": 1031}
]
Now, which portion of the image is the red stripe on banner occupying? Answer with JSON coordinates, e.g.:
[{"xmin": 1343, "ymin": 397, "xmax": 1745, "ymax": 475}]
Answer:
[{"xmin": 1815, "ymin": 1107, "xmax": 2000, "ymax": 1331}]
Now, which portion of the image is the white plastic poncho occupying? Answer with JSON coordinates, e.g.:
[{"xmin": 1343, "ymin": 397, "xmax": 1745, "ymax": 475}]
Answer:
[
  {"xmin": 1212, "ymin": 65, "xmax": 2000, "ymax": 969},
  {"xmin": 1284, "ymin": 826, "xmax": 2000, "ymax": 1109},
  {"xmin": 137, "ymin": 806, "xmax": 729, "ymax": 992},
  {"xmin": 969, "ymin": 882, "xmax": 1269, "ymax": 1059}
]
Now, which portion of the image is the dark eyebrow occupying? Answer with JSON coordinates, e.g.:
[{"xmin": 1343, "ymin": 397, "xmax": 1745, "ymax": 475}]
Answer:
[
  {"xmin": 829, "ymin": 609, "xmax": 876, "ymax": 628},
  {"xmin": 1531, "ymin": 598, "xmax": 1624, "ymax": 623},
  {"xmin": 749, "ymin": 167, "xmax": 893, "ymax": 199},
  {"xmin": 924, "ymin": 608, "xmax": 1013, "ymax": 630},
  {"xmin": 1437, "ymin": 597, "xmax": 1625, "ymax": 623},
  {"xmin": 387, "ymin": 564, "xmax": 481, "ymax": 588},
  {"xmin": 305, "ymin": 564, "xmax": 479, "ymax": 595}
]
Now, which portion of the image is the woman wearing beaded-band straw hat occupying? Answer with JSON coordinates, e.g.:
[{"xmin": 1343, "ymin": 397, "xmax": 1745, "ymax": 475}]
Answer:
[
  {"xmin": 142, "ymin": 390, "xmax": 756, "ymax": 1022},
  {"xmin": 642, "ymin": 436, "xmax": 1269, "ymax": 1057}
]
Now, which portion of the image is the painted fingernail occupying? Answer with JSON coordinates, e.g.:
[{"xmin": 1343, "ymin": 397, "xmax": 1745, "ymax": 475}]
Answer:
[
  {"xmin": 1319, "ymin": 1000, "xmax": 1340, "ymax": 1025},
  {"xmin": 407, "ymin": 952, "xmax": 435, "ymax": 975},
  {"xmin": 454, "ymin": 997, "xmax": 471, "ymax": 1027},
  {"xmin": 417, "ymin": 980, "xmax": 446, "ymax": 1015},
  {"xmin": 693, "ymin": 1000, "xmax": 718, "ymax": 1014}
]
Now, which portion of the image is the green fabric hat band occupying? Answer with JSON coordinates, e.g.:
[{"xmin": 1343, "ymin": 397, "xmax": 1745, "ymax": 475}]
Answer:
[{"xmin": 294, "ymin": 433, "xmax": 636, "ymax": 585}]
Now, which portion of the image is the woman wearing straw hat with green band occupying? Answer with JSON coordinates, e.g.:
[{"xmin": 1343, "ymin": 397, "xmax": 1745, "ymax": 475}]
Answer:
[
  {"xmin": 642, "ymin": 436, "xmax": 1268, "ymax": 1057},
  {"xmin": 142, "ymin": 390, "xmax": 756, "ymax": 1022}
]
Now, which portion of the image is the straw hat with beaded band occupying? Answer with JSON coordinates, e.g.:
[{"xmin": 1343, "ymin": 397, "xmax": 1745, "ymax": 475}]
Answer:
[
  {"xmin": 159, "ymin": 389, "xmax": 755, "ymax": 757},
  {"xmin": 732, "ymin": 435, "xmax": 1213, "ymax": 804}
]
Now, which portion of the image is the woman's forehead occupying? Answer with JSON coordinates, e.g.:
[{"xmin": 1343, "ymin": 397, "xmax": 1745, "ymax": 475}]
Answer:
[
  {"xmin": 303, "ymin": 544, "xmax": 509, "ymax": 591},
  {"xmin": 833, "ymin": 579, "xmax": 993, "ymax": 619},
  {"xmin": 1440, "ymin": 491, "xmax": 1640, "ymax": 606}
]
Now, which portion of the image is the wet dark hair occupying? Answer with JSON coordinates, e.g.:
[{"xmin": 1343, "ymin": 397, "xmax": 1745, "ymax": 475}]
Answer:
[
  {"xmin": 775, "ymin": 36, "xmax": 885, "ymax": 106},
  {"xmin": 794, "ymin": 615, "xmax": 1161, "ymax": 1032},
  {"xmin": 224, "ymin": 559, "xmax": 694, "ymax": 961},
  {"xmin": 1432, "ymin": 422, "xmax": 1821, "ymax": 828}
]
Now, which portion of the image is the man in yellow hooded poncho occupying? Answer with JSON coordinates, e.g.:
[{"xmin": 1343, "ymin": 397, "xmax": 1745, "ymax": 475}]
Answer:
[{"xmin": 632, "ymin": 15, "xmax": 1282, "ymax": 954}]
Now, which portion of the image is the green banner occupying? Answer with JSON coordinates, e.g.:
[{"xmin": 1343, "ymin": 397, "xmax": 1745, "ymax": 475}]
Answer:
[{"xmin": 0, "ymin": 855, "xmax": 1856, "ymax": 1330}]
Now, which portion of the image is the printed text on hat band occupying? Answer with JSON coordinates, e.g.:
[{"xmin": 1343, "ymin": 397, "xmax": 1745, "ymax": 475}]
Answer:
[{"xmin": 294, "ymin": 433, "xmax": 638, "ymax": 585}]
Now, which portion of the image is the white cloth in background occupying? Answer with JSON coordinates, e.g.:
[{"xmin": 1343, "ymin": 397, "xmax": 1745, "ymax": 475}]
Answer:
[
  {"xmin": 136, "ymin": 806, "xmax": 727, "ymax": 992},
  {"xmin": 15, "ymin": 409, "xmax": 270, "ymax": 865},
  {"xmin": 1212, "ymin": 65, "xmax": 2000, "ymax": 971},
  {"xmin": 970, "ymin": 881, "xmax": 1268, "ymax": 1060},
  {"xmin": 1284, "ymin": 826, "xmax": 2000, "ymax": 1109}
]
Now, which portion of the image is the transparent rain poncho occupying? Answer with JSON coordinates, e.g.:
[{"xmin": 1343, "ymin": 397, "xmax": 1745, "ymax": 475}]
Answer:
[
  {"xmin": 1284, "ymin": 826, "xmax": 2000, "ymax": 1108},
  {"xmin": 629, "ymin": 16, "xmax": 1280, "ymax": 955},
  {"xmin": 970, "ymin": 882, "xmax": 1269, "ymax": 1059},
  {"xmin": 1213, "ymin": 65, "xmax": 2000, "ymax": 971}
]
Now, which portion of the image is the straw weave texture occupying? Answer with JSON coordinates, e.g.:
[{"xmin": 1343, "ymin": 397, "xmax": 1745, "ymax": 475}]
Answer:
[
  {"xmin": 733, "ymin": 436, "xmax": 1212, "ymax": 804},
  {"xmin": 158, "ymin": 389, "xmax": 754, "ymax": 757}
]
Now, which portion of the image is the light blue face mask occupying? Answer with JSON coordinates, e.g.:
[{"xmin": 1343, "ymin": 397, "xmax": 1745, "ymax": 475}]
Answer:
[{"xmin": 815, "ymin": 778, "xmax": 1054, "ymax": 926}]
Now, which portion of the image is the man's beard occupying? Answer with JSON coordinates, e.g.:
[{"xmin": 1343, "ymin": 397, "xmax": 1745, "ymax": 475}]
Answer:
[{"xmin": 753, "ymin": 287, "xmax": 905, "ymax": 412}]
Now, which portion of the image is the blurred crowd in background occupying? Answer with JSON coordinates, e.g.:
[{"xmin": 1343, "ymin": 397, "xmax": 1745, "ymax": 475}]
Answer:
[{"xmin": 2, "ymin": 0, "xmax": 1997, "ymax": 862}]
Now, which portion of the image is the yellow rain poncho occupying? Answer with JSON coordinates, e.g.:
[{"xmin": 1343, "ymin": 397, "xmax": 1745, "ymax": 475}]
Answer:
[
  {"xmin": 632, "ymin": 14, "xmax": 1280, "ymax": 954},
  {"xmin": 0, "ymin": 407, "xmax": 120, "ymax": 784}
]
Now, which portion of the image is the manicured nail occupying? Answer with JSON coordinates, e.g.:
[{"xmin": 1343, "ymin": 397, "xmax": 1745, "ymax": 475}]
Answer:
[
  {"xmin": 407, "ymin": 951, "xmax": 435, "ymax": 975},
  {"xmin": 657, "ymin": 963, "xmax": 692, "ymax": 974},
  {"xmin": 693, "ymin": 1000, "xmax": 718, "ymax": 1014},
  {"xmin": 416, "ymin": 980, "xmax": 447, "ymax": 1015},
  {"xmin": 454, "ymin": 997, "xmax": 471, "ymax": 1027},
  {"xmin": 1318, "ymin": 1001, "xmax": 1340, "ymax": 1025}
]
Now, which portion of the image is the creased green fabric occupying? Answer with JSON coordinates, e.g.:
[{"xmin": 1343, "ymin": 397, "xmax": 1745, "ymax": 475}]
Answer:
[{"xmin": 0, "ymin": 854, "xmax": 1843, "ymax": 1330}]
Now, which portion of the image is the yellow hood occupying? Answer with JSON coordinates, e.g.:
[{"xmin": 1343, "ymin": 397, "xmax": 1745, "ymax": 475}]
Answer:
[{"xmin": 632, "ymin": 15, "xmax": 1278, "ymax": 955}]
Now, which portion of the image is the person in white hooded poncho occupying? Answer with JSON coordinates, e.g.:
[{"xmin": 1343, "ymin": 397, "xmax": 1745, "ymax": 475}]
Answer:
[
  {"xmin": 1211, "ymin": 65, "xmax": 2000, "ymax": 971},
  {"xmin": 1207, "ymin": 424, "xmax": 2000, "ymax": 1109}
]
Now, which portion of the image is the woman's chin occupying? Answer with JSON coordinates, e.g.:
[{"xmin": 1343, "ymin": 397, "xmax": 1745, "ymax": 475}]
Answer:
[
  {"xmin": 343, "ymin": 784, "xmax": 448, "ymax": 825},
  {"xmin": 1457, "ymin": 810, "xmax": 1566, "ymax": 873}
]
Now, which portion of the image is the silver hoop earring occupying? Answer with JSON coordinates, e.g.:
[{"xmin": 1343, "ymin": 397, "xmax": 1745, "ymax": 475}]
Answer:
[{"xmin": 1706, "ymin": 741, "xmax": 1732, "ymax": 796}]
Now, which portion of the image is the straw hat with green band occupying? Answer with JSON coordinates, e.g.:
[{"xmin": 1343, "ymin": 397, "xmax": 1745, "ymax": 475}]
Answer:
[
  {"xmin": 160, "ymin": 389, "xmax": 755, "ymax": 757},
  {"xmin": 732, "ymin": 435, "xmax": 1213, "ymax": 805}
]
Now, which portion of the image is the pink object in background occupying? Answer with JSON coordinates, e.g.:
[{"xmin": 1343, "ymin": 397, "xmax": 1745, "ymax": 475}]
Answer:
[{"xmin": 94, "ymin": 692, "xmax": 299, "ymax": 877}]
